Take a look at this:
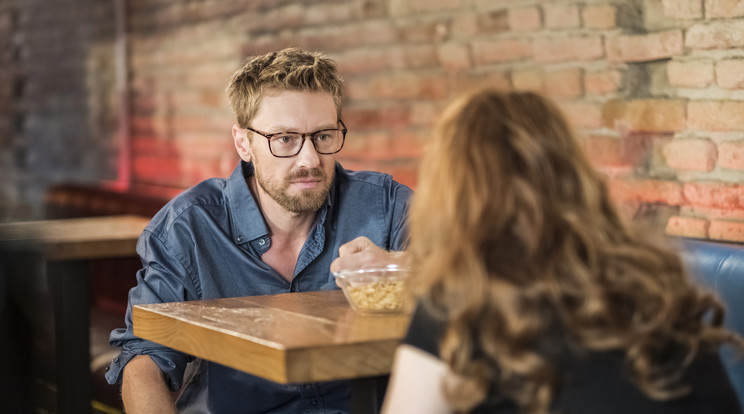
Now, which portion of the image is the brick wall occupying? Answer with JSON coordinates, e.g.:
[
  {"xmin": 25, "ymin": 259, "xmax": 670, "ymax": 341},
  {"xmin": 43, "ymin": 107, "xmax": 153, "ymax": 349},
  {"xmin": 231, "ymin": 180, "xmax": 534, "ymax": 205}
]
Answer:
[
  {"xmin": 0, "ymin": 1, "xmax": 13, "ymax": 219},
  {"xmin": 0, "ymin": 0, "xmax": 119, "ymax": 219},
  {"xmin": 2, "ymin": 0, "xmax": 744, "ymax": 242}
]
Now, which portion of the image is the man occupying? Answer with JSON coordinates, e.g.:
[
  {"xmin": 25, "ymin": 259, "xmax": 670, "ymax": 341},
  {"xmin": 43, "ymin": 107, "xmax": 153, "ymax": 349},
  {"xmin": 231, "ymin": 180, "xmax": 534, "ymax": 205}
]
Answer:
[{"xmin": 106, "ymin": 48, "xmax": 412, "ymax": 413}]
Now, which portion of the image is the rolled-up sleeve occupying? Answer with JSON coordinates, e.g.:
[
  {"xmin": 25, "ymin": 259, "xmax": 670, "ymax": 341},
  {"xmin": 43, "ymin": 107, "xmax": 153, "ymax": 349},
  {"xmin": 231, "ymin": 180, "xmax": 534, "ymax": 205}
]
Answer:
[{"xmin": 105, "ymin": 228, "xmax": 199, "ymax": 391}]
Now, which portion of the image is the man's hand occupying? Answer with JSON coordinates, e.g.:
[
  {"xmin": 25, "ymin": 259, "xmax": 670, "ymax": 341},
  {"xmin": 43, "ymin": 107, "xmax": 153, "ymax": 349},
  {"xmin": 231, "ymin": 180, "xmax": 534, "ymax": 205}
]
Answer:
[{"xmin": 330, "ymin": 236, "xmax": 409, "ymax": 274}]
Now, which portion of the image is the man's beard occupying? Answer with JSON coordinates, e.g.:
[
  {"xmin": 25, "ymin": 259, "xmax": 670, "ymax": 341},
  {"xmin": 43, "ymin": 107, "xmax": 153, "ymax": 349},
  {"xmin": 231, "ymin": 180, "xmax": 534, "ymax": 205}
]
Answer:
[{"xmin": 255, "ymin": 167, "xmax": 333, "ymax": 213}]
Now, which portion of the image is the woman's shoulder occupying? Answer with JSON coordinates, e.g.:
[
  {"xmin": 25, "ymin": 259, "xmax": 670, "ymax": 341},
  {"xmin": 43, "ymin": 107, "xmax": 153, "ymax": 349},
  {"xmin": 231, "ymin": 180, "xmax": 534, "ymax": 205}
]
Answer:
[{"xmin": 402, "ymin": 301, "xmax": 448, "ymax": 358}]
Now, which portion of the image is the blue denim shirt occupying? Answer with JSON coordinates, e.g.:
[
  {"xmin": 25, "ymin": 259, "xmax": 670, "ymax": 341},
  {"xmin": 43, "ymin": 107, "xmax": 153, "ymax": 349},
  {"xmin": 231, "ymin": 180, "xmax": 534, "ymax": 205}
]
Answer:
[{"xmin": 106, "ymin": 161, "xmax": 412, "ymax": 413}]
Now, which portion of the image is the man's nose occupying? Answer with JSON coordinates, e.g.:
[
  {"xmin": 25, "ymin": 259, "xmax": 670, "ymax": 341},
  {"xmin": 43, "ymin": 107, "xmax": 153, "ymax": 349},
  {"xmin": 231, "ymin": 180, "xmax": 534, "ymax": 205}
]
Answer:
[{"xmin": 295, "ymin": 136, "xmax": 321, "ymax": 168}]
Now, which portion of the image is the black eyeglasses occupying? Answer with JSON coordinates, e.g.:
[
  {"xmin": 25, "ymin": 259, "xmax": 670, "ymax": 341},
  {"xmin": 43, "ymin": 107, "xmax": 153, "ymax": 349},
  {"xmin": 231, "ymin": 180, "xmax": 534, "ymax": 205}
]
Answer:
[{"xmin": 246, "ymin": 120, "xmax": 347, "ymax": 158}]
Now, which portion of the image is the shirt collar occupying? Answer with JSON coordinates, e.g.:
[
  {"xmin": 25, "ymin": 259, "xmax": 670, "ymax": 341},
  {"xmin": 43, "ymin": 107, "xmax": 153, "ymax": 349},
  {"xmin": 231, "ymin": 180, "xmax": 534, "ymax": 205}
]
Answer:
[
  {"xmin": 226, "ymin": 161, "xmax": 343, "ymax": 245},
  {"xmin": 226, "ymin": 161, "xmax": 269, "ymax": 245}
]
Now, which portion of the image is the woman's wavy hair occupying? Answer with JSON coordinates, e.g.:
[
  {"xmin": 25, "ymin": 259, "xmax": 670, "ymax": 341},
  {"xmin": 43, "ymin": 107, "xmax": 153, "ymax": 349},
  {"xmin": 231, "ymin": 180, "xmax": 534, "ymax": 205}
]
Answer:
[
  {"xmin": 408, "ymin": 89, "xmax": 740, "ymax": 413},
  {"xmin": 226, "ymin": 47, "xmax": 344, "ymax": 129}
]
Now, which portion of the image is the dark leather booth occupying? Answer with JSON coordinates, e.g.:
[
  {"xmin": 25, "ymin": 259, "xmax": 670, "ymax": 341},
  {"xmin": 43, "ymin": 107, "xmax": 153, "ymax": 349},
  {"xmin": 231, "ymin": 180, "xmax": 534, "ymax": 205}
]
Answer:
[{"xmin": 681, "ymin": 238, "xmax": 744, "ymax": 407}]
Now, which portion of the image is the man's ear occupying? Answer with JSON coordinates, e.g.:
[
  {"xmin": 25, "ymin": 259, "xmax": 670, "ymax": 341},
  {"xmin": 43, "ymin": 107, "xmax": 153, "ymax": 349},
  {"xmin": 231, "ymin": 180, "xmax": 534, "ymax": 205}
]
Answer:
[{"xmin": 232, "ymin": 124, "xmax": 253, "ymax": 162}]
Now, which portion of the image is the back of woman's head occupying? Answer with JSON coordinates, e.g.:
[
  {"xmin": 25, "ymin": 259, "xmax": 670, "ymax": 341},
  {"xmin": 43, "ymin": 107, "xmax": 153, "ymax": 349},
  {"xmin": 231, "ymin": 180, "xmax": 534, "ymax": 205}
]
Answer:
[
  {"xmin": 411, "ymin": 89, "xmax": 619, "ymax": 295},
  {"xmin": 409, "ymin": 89, "xmax": 735, "ymax": 413}
]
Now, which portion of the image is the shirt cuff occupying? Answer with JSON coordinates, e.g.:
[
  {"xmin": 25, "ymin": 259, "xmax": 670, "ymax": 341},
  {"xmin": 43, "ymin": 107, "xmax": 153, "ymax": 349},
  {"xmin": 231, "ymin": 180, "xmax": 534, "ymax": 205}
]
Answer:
[{"xmin": 105, "ymin": 347, "xmax": 192, "ymax": 391}]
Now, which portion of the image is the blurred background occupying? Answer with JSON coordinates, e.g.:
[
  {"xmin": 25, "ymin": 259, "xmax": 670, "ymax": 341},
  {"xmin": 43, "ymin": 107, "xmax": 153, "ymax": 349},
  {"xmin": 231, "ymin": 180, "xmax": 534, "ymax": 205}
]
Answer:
[
  {"xmin": 2, "ymin": 0, "xmax": 744, "ymax": 241},
  {"xmin": 3, "ymin": 1, "xmax": 744, "ymax": 412}
]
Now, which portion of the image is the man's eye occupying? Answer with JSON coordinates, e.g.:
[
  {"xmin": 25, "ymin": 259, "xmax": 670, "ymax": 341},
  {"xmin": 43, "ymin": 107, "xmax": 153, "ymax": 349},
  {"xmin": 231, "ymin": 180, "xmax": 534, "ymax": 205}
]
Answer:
[
  {"xmin": 315, "ymin": 133, "xmax": 331, "ymax": 142},
  {"xmin": 274, "ymin": 135, "xmax": 296, "ymax": 144}
]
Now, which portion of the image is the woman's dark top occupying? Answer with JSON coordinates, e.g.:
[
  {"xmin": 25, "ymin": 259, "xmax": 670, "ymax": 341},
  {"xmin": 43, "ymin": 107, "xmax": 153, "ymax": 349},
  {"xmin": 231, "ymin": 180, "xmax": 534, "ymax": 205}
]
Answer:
[{"xmin": 403, "ymin": 302, "xmax": 743, "ymax": 414}]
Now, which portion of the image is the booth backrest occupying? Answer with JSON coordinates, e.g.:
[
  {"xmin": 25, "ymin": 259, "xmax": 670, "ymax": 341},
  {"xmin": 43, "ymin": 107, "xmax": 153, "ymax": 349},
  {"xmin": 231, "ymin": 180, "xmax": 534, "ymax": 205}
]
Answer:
[{"xmin": 680, "ymin": 238, "xmax": 744, "ymax": 406}]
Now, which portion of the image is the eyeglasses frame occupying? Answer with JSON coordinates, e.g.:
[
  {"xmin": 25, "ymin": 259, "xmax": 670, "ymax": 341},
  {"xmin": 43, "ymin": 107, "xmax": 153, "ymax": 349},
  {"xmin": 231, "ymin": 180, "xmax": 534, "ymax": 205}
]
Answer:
[{"xmin": 245, "ymin": 120, "xmax": 347, "ymax": 158}]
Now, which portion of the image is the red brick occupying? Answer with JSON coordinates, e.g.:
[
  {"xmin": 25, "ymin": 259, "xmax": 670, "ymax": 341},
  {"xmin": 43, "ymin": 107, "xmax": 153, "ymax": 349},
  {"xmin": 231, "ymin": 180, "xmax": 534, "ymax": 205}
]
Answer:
[
  {"xmin": 349, "ymin": 131, "xmax": 391, "ymax": 160},
  {"xmin": 437, "ymin": 42, "xmax": 472, "ymax": 72},
  {"xmin": 386, "ymin": 163, "xmax": 419, "ymax": 189},
  {"xmin": 133, "ymin": 156, "xmax": 188, "ymax": 188},
  {"xmin": 607, "ymin": 30, "xmax": 684, "ymax": 63},
  {"xmin": 451, "ymin": 11, "xmax": 478, "ymax": 38},
  {"xmin": 608, "ymin": 177, "xmax": 685, "ymax": 205},
  {"xmin": 665, "ymin": 216, "xmax": 709, "ymax": 238},
  {"xmin": 151, "ymin": 115, "xmax": 229, "ymax": 133},
  {"xmin": 511, "ymin": 68, "xmax": 544, "ymax": 92},
  {"xmin": 718, "ymin": 140, "xmax": 744, "ymax": 170},
  {"xmin": 544, "ymin": 69, "xmax": 583, "ymax": 99},
  {"xmin": 175, "ymin": 134, "xmax": 235, "ymax": 161},
  {"xmin": 508, "ymin": 6, "xmax": 541, "ymax": 32},
  {"xmin": 710, "ymin": 220, "xmax": 744, "ymax": 242},
  {"xmin": 602, "ymin": 99, "xmax": 686, "ymax": 132},
  {"xmin": 662, "ymin": 138, "xmax": 717, "ymax": 171},
  {"xmin": 247, "ymin": 34, "xmax": 293, "ymax": 56},
  {"xmin": 705, "ymin": 0, "xmax": 744, "ymax": 18},
  {"xmin": 354, "ymin": 0, "xmax": 387, "ymax": 19},
  {"xmin": 361, "ymin": 20, "xmax": 399, "ymax": 45},
  {"xmin": 360, "ymin": 72, "xmax": 449, "ymax": 100},
  {"xmin": 410, "ymin": 0, "xmax": 462, "ymax": 12},
  {"xmin": 390, "ymin": 129, "xmax": 426, "ymax": 159},
  {"xmin": 582, "ymin": 134, "xmax": 629, "ymax": 168},
  {"xmin": 251, "ymin": 4, "xmax": 306, "ymax": 33},
  {"xmin": 305, "ymin": 3, "xmax": 353, "ymax": 25},
  {"xmin": 686, "ymin": 21, "xmax": 744, "ymax": 50},
  {"xmin": 472, "ymin": 38, "xmax": 532, "ymax": 64},
  {"xmin": 184, "ymin": 62, "xmax": 240, "ymax": 89},
  {"xmin": 335, "ymin": 129, "xmax": 367, "ymax": 160},
  {"xmin": 402, "ymin": 44, "xmax": 439, "ymax": 69},
  {"xmin": 387, "ymin": 0, "xmax": 410, "ymax": 17},
  {"xmin": 544, "ymin": 4, "xmax": 580, "ymax": 29},
  {"xmin": 630, "ymin": 133, "xmax": 675, "ymax": 170},
  {"xmin": 533, "ymin": 35, "xmax": 604, "ymax": 63},
  {"xmin": 477, "ymin": 9, "xmax": 509, "ymax": 34},
  {"xmin": 455, "ymin": 71, "xmax": 511, "ymax": 94},
  {"xmin": 583, "ymin": 5, "xmax": 616, "ymax": 29},
  {"xmin": 585, "ymin": 69, "xmax": 623, "ymax": 95},
  {"xmin": 297, "ymin": 27, "xmax": 348, "ymax": 51},
  {"xmin": 667, "ymin": 60, "xmax": 714, "ymax": 88},
  {"xmin": 715, "ymin": 59, "xmax": 744, "ymax": 89},
  {"xmin": 662, "ymin": 0, "xmax": 703, "ymax": 19},
  {"xmin": 409, "ymin": 101, "xmax": 443, "ymax": 126},
  {"xmin": 397, "ymin": 19, "xmax": 442, "ymax": 43},
  {"xmin": 336, "ymin": 48, "xmax": 395, "ymax": 75},
  {"xmin": 687, "ymin": 101, "xmax": 744, "ymax": 131},
  {"xmin": 559, "ymin": 101, "xmax": 603, "ymax": 129},
  {"xmin": 343, "ymin": 103, "xmax": 411, "ymax": 131},
  {"xmin": 683, "ymin": 182, "xmax": 741, "ymax": 209}
]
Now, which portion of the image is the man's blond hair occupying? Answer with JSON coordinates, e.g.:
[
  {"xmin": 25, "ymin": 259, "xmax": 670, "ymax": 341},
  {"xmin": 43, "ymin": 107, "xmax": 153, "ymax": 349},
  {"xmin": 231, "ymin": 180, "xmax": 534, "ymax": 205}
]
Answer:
[{"xmin": 226, "ymin": 48, "xmax": 344, "ymax": 128}]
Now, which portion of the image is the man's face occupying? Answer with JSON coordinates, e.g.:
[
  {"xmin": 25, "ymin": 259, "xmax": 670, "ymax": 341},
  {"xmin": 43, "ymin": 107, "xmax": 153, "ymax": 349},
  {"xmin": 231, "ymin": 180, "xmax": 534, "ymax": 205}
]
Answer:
[{"xmin": 233, "ymin": 89, "xmax": 338, "ymax": 214}]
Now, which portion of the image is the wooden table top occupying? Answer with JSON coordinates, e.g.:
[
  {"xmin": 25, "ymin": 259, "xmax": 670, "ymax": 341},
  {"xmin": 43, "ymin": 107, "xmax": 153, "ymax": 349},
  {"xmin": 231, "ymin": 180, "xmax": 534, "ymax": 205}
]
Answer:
[
  {"xmin": 0, "ymin": 214, "xmax": 149, "ymax": 260},
  {"xmin": 133, "ymin": 290, "xmax": 412, "ymax": 384}
]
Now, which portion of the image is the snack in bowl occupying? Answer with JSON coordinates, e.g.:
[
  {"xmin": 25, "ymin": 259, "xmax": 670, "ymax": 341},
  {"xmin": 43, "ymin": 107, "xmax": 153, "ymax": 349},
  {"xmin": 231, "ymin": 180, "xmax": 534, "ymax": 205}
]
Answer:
[{"xmin": 333, "ymin": 264, "xmax": 412, "ymax": 314}]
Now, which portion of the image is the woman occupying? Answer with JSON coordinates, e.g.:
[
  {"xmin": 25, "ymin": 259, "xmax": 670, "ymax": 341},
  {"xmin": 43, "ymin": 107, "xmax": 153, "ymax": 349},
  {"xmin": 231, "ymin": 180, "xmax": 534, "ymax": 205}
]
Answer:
[{"xmin": 382, "ymin": 90, "xmax": 742, "ymax": 414}]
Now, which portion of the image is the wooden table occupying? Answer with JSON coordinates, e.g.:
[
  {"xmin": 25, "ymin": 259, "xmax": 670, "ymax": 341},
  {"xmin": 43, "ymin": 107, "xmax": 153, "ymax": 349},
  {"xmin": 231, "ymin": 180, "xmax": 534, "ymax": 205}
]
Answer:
[
  {"xmin": 0, "ymin": 215, "xmax": 150, "ymax": 414},
  {"xmin": 133, "ymin": 290, "xmax": 411, "ymax": 413}
]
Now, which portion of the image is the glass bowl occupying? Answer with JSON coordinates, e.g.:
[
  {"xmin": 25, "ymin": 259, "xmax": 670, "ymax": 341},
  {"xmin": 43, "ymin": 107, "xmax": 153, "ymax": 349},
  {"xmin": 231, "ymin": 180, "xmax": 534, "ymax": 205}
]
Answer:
[{"xmin": 333, "ymin": 264, "xmax": 412, "ymax": 314}]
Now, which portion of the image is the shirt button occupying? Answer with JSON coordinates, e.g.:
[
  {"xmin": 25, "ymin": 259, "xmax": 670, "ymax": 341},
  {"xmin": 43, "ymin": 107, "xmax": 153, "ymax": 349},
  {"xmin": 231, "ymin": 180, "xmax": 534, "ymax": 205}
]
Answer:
[
  {"xmin": 311, "ymin": 400, "xmax": 318, "ymax": 405},
  {"xmin": 112, "ymin": 356, "xmax": 119, "ymax": 363},
  {"xmin": 236, "ymin": 236, "xmax": 243, "ymax": 242},
  {"xmin": 258, "ymin": 238, "xmax": 266, "ymax": 246}
]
